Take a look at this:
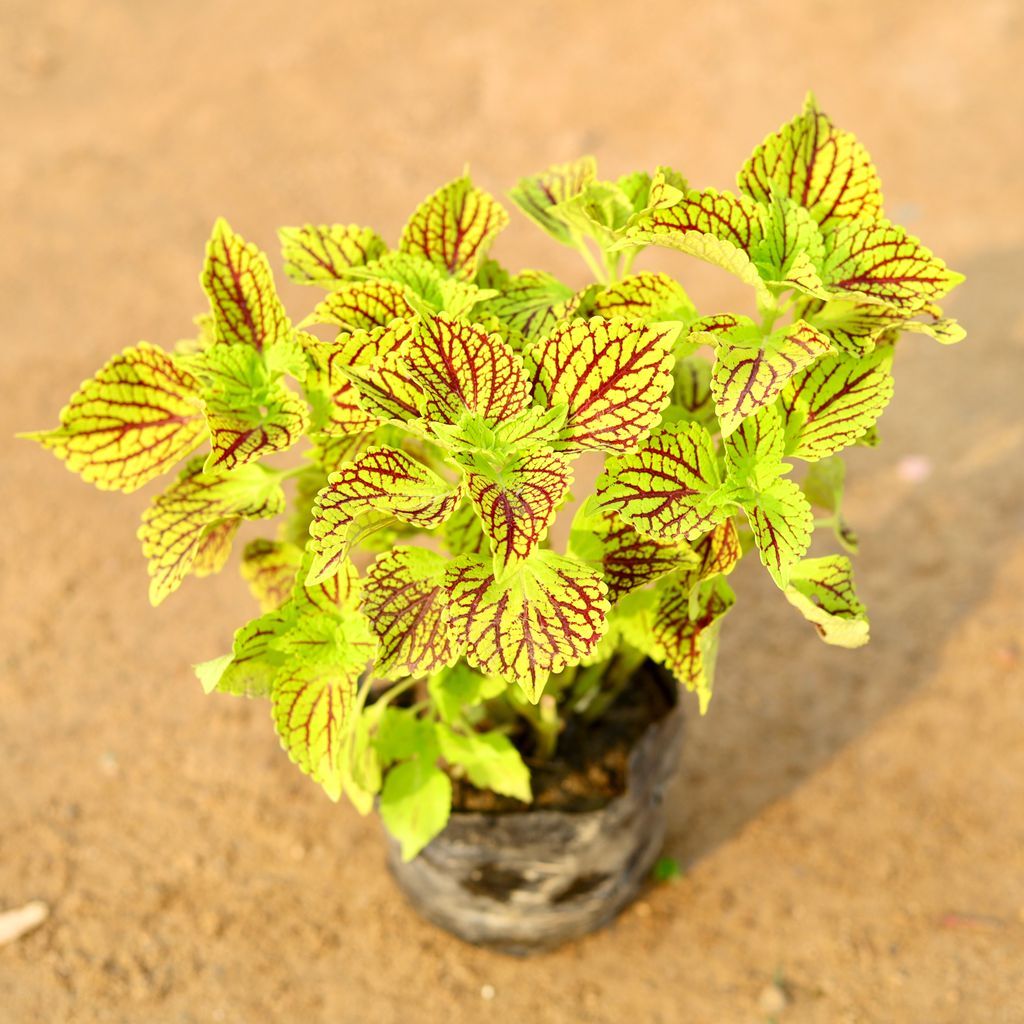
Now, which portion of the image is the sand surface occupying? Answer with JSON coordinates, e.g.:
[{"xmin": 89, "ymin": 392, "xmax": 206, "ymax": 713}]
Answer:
[{"xmin": 2, "ymin": 2, "xmax": 1023, "ymax": 1021}]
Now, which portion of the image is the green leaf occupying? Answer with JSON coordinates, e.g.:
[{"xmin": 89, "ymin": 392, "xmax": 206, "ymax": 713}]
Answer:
[
  {"xmin": 527, "ymin": 316, "xmax": 679, "ymax": 452},
  {"xmin": 308, "ymin": 446, "xmax": 460, "ymax": 583},
  {"xmin": 801, "ymin": 456, "xmax": 858, "ymax": 553},
  {"xmin": 380, "ymin": 759, "xmax": 452, "ymax": 861},
  {"xmin": 709, "ymin": 319, "xmax": 832, "ymax": 436},
  {"xmin": 23, "ymin": 342, "xmax": 206, "ymax": 494},
  {"xmin": 780, "ymin": 347, "xmax": 894, "ymax": 461},
  {"xmin": 783, "ymin": 555, "xmax": 869, "ymax": 647},
  {"xmin": 738, "ymin": 93, "xmax": 884, "ymax": 233},
  {"xmin": 200, "ymin": 344, "xmax": 309, "ymax": 471},
  {"xmin": 745, "ymin": 477, "xmax": 814, "ymax": 580},
  {"xmin": 139, "ymin": 457, "xmax": 285, "ymax": 605},
  {"xmin": 362, "ymin": 547, "xmax": 460, "ymax": 679},
  {"xmin": 405, "ymin": 314, "xmax": 531, "ymax": 425},
  {"xmin": 508, "ymin": 156, "xmax": 597, "ymax": 246},
  {"xmin": 201, "ymin": 218, "xmax": 291, "ymax": 352},
  {"xmin": 750, "ymin": 192, "xmax": 828, "ymax": 294},
  {"xmin": 374, "ymin": 706, "xmax": 440, "ymax": 766},
  {"xmin": 443, "ymin": 498, "xmax": 490, "ymax": 557},
  {"xmin": 597, "ymin": 421, "xmax": 728, "ymax": 542},
  {"xmin": 400, "ymin": 174, "xmax": 509, "ymax": 281},
  {"xmin": 666, "ymin": 354, "xmax": 716, "ymax": 427},
  {"xmin": 436, "ymin": 724, "xmax": 532, "ymax": 803},
  {"xmin": 336, "ymin": 322, "xmax": 426, "ymax": 424},
  {"xmin": 445, "ymin": 549, "xmax": 610, "ymax": 702},
  {"xmin": 428, "ymin": 663, "xmax": 506, "ymax": 725},
  {"xmin": 466, "ymin": 447, "xmax": 574, "ymax": 575},
  {"xmin": 279, "ymin": 224, "xmax": 387, "ymax": 287}
]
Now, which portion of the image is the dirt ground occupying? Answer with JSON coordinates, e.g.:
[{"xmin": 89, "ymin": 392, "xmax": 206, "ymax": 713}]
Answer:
[{"xmin": 2, "ymin": 1, "xmax": 1023, "ymax": 1021}]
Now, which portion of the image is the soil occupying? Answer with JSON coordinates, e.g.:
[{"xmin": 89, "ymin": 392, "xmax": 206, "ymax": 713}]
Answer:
[
  {"xmin": 3, "ymin": 2, "xmax": 1024, "ymax": 1023},
  {"xmin": 451, "ymin": 661, "xmax": 677, "ymax": 813}
]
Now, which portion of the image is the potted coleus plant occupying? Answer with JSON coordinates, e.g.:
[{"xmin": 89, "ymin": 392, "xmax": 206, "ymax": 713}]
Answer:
[{"xmin": 25, "ymin": 95, "xmax": 963, "ymax": 953}]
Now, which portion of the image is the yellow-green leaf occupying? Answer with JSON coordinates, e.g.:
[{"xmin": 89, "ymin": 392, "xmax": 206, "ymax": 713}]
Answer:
[
  {"xmin": 445, "ymin": 550, "xmax": 609, "ymax": 702},
  {"xmin": 400, "ymin": 174, "xmax": 509, "ymax": 281},
  {"xmin": 745, "ymin": 477, "xmax": 814, "ymax": 579},
  {"xmin": 508, "ymin": 156, "xmax": 597, "ymax": 246},
  {"xmin": 709, "ymin": 319, "xmax": 832, "ymax": 435},
  {"xmin": 738, "ymin": 94, "xmax": 884, "ymax": 233},
  {"xmin": 783, "ymin": 555, "xmax": 869, "ymax": 648},
  {"xmin": 302, "ymin": 280, "xmax": 418, "ymax": 335},
  {"xmin": 405, "ymin": 313, "xmax": 530, "ymax": 425},
  {"xmin": 308, "ymin": 447, "xmax": 460, "ymax": 583},
  {"xmin": 651, "ymin": 575, "xmax": 735, "ymax": 713},
  {"xmin": 479, "ymin": 270, "xmax": 580, "ymax": 346},
  {"xmin": 597, "ymin": 421, "xmax": 728, "ymax": 542},
  {"xmin": 139, "ymin": 458, "xmax": 285, "ymax": 605},
  {"xmin": 24, "ymin": 342, "xmax": 205, "ymax": 493},
  {"xmin": 821, "ymin": 219, "xmax": 964, "ymax": 313},
  {"xmin": 362, "ymin": 547, "xmax": 461, "ymax": 679},
  {"xmin": 279, "ymin": 224, "xmax": 387, "ymax": 287},
  {"xmin": 466, "ymin": 447, "xmax": 574, "ymax": 575},
  {"xmin": 780, "ymin": 347, "xmax": 894, "ymax": 461},
  {"xmin": 202, "ymin": 218, "xmax": 291, "ymax": 352},
  {"xmin": 200, "ymin": 344, "xmax": 309, "ymax": 471},
  {"xmin": 592, "ymin": 271, "xmax": 697, "ymax": 328},
  {"xmin": 528, "ymin": 316, "xmax": 678, "ymax": 452}
]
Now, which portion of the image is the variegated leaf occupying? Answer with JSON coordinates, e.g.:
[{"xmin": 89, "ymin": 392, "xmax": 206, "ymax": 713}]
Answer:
[
  {"xmin": 405, "ymin": 313, "xmax": 530, "ymax": 424},
  {"xmin": 466, "ymin": 447, "xmax": 573, "ymax": 574},
  {"xmin": 592, "ymin": 271, "xmax": 697, "ymax": 328},
  {"xmin": 780, "ymin": 347, "xmax": 894, "ymax": 461},
  {"xmin": 400, "ymin": 175, "xmax": 509, "ymax": 280},
  {"xmin": 783, "ymin": 555, "xmax": 869, "ymax": 647},
  {"xmin": 745, "ymin": 477, "xmax": 814, "ymax": 578},
  {"xmin": 527, "ymin": 316, "xmax": 678, "ymax": 452},
  {"xmin": 308, "ymin": 447, "xmax": 459, "ymax": 583},
  {"xmin": 241, "ymin": 539, "xmax": 303, "ymax": 612},
  {"xmin": 821, "ymin": 219, "xmax": 964, "ymax": 313},
  {"xmin": 24, "ymin": 342, "xmax": 205, "ymax": 493},
  {"xmin": 597, "ymin": 421, "xmax": 728, "ymax": 542},
  {"xmin": 508, "ymin": 156, "xmax": 597, "ymax": 246},
  {"xmin": 200, "ymin": 344, "xmax": 309, "ymax": 471},
  {"xmin": 362, "ymin": 547, "xmax": 460, "ymax": 679},
  {"xmin": 652, "ymin": 575, "xmax": 735, "ymax": 712},
  {"xmin": 302, "ymin": 280, "xmax": 417, "ymax": 334},
  {"xmin": 202, "ymin": 218, "xmax": 291, "ymax": 352},
  {"xmin": 279, "ymin": 224, "xmax": 387, "ymax": 287},
  {"xmin": 445, "ymin": 550, "xmax": 609, "ymax": 702},
  {"xmin": 709, "ymin": 319, "xmax": 832, "ymax": 435},
  {"xmin": 739, "ymin": 93, "xmax": 884, "ymax": 233},
  {"xmin": 139, "ymin": 458, "xmax": 285, "ymax": 605}
]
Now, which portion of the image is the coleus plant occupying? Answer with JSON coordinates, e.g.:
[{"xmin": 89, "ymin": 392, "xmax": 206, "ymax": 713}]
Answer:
[{"xmin": 26, "ymin": 96, "xmax": 963, "ymax": 859}]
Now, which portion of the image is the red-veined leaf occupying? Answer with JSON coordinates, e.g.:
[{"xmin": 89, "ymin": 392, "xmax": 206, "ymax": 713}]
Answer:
[
  {"xmin": 24, "ymin": 342, "xmax": 205, "ymax": 493},
  {"xmin": 527, "ymin": 316, "xmax": 678, "ymax": 452},
  {"xmin": 279, "ymin": 224, "xmax": 387, "ymax": 287}
]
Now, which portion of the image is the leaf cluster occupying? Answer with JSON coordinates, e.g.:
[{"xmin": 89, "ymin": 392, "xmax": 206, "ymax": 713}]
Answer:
[{"xmin": 26, "ymin": 95, "xmax": 963, "ymax": 858}]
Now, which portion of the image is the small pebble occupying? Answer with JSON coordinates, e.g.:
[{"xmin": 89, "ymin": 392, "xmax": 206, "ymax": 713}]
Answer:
[
  {"xmin": 758, "ymin": 981, "xmax": 789, "ymax": 1015},
  {"xmin": 0, "ymin": 902, "xmax": 49, "ymax": 946},
  {"xmin": 480, "ymin": 984, "xmax": 496, "ymax": 1000}
]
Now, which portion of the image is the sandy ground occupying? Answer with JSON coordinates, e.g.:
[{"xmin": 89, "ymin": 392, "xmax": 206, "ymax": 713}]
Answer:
[{"xmin": 2, "ymin": 1, "xmax": 1023, "ymax": 1021}]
